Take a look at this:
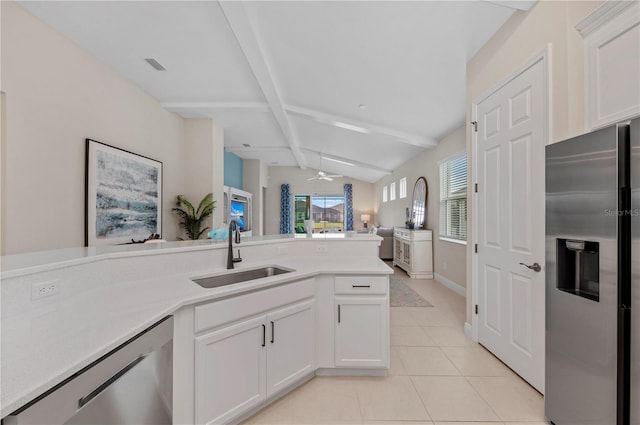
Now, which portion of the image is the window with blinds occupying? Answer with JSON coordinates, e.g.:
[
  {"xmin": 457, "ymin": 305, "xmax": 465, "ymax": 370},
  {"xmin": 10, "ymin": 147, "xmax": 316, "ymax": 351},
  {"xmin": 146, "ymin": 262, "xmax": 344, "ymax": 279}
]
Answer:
[{"xmin": 439, "ymin": 153, "xmax": 467, "ymax": 243}]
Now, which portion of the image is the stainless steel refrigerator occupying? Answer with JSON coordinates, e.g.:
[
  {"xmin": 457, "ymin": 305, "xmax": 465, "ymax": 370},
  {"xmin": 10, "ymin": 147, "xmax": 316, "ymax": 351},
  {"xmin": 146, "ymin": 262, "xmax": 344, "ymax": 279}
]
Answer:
[{"xmin": 545, "ymin": 118, "xmax": 639, "ymax": 425}]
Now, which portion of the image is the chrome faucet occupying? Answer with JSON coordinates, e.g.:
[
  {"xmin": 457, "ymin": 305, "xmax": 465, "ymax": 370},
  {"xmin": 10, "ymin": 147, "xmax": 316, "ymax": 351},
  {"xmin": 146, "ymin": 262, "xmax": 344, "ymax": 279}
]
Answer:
[{"xmin": 227, "ymin": 220, "xmax": 242, "ymax": 269}]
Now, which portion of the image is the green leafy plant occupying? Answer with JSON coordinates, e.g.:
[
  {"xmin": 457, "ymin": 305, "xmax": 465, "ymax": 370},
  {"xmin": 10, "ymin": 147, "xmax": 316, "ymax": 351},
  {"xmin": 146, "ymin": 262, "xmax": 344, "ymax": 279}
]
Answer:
[{"xmin": 173, "ymin": 193, "xmax": 216, "ymax": 240}]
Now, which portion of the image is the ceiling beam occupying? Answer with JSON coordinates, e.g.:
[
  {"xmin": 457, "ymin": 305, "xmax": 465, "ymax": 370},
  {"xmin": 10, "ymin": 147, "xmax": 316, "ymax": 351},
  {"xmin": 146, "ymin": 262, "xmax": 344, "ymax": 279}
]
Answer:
[
  {"xmin": 300, "ymin": 147, "xmax": 393, "ymax": 175},
  {"xmin": 162, "ymin": 101, "xmax": 436, "ymax": 149},
  {"xmin": 162, "ymin": 101, "xmax": 270, "ymax": 111},
  {"xmin": 226, "ymin": 146, "xmax": 289, "ymax": 153},
  {"xmin": 226, "ymin": 145, "xmax": 393, "ymax": 175},
  {"xmin": 285, "ymin": 105, "xmax": 437, "ymax": 149},
  {"xmin": 218, "ymin": 1, "xmax": 307, "ymax": 169},
  {"xmin": 483, "ymin": 1, "xmax": 537, "ymax": 11}
]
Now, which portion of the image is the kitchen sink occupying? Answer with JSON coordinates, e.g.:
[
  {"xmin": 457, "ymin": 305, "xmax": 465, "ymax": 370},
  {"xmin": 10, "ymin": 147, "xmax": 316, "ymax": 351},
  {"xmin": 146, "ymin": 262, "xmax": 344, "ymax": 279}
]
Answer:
[{"xmin": 192, "ymin": 266, "xmax": 293, "ymax": 289}]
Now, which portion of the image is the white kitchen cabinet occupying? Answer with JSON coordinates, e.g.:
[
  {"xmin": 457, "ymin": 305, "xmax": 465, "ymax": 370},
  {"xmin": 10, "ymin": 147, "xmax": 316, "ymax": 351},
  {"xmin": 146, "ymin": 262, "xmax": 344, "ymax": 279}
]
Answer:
[
  {"xmin": 194, "ymin": 292, "xmax": 316, "ymax": 425},
  {"xmin": 577, "ymin": 1, "xmax": 640, "ymax": 130},
  {"xmin": 266, "ymin": 300, "xmax": 315, "ymax": 394},
  {"xmin": 195, "ymin": 316, "xmax": 267, "ymax": 425},
  {"xmin": 393, "ymin": 227, "xmax": 433, "ymax": 279},
  {"xmin": 333, "ymin": 275, "xmax": 389, "ymax": 369}
]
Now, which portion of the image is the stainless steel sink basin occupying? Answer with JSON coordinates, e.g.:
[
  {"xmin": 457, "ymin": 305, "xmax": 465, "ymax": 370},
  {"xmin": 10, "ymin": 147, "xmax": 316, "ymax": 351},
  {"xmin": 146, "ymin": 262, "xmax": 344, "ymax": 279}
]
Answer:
[{"xmin": 192, "ymin": 266, "xmax": 293, "ymax": 289}]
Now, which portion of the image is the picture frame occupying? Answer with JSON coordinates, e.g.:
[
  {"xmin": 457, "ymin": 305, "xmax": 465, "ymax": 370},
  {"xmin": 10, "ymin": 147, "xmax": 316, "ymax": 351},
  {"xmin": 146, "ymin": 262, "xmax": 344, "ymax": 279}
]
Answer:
[{"xmin": 85, "ymin": 139, "xmax": 163, "ymax": 246}]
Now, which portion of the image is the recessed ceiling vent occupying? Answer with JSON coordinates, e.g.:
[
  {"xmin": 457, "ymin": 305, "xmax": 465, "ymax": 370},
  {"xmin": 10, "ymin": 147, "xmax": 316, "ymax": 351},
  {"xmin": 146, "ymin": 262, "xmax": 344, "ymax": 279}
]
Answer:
[{"xmin": 144, "ymin": 58, "xmax": 166, "ymax": 71}]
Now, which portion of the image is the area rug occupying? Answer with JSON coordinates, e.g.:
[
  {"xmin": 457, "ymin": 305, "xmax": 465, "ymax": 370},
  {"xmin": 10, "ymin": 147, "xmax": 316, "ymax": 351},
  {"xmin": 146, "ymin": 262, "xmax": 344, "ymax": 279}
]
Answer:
[{"xmin": 389, "ymin": 275, "xmax": 433, "ymax": 307}]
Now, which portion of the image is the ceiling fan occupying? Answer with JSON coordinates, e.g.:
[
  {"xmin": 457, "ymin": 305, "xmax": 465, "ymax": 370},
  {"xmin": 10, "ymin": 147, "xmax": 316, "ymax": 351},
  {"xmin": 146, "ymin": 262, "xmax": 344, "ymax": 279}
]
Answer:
[{"xmin": 307, "ymin": 170, "xmax": 343, "ymax": 181}]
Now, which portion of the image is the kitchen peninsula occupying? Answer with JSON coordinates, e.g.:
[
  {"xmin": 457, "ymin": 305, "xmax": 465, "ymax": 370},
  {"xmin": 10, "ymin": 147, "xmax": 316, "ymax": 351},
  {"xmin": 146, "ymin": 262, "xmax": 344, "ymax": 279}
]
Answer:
[{"xmin": 1, "ymin": 233, "xmax": 391, "ymax": 424}]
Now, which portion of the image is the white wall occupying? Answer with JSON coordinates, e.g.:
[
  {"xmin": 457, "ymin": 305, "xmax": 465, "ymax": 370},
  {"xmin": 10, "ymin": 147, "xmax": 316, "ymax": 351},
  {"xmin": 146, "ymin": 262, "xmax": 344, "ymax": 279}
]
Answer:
[
  {"xmin": 243, "ymin": 158, "xmax": 268, "ymax": 236},
  {"xmin": 373, "ymin": 126, "xmax": 467, "ymax": 288},
  {"xmin": 464, "ymin": 0, "xmax": 604, "ymax": 322},
  {"xmin": 183, "ymin": 119, "xmax": 225, "ymax": 238},
  {"xmin": 0, "ymin": 2, "xmax": 187, "ymax": 254},
  {"xmin": 264, "ymin": 167, "xmax": 374, "ymax": 235}
]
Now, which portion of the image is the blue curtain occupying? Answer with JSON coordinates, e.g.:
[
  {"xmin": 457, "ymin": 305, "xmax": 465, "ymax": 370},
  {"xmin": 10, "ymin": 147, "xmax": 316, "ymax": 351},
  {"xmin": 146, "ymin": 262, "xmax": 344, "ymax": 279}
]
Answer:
[
  {"xmin": 280, "ymin": 184, "xmax": 291, "ymax": 234},
  {"xmin": 344, "ymin": 183, "xmax": 353, "ymax": 231}
]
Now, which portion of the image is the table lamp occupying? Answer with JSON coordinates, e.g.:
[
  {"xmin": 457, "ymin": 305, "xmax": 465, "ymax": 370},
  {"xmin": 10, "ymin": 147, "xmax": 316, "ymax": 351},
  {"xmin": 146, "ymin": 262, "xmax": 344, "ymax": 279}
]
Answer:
[{"xmin": 361, "ymin": 214, "xmax": 371, "ymax": 230}]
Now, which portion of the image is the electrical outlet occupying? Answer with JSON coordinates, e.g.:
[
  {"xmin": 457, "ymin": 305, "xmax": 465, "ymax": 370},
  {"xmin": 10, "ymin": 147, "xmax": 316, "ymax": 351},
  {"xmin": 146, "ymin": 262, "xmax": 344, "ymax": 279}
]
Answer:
[
  {"xmin": 316, "ymin": 244, "xmax": 328, "ymax": 253},
  {"xmin": 31, "ymin": 280, "xmax": 60, "ymax": 300},
  {"xmin": 278, "ymin": 246, "xmax": 288, "ymax": 255}
]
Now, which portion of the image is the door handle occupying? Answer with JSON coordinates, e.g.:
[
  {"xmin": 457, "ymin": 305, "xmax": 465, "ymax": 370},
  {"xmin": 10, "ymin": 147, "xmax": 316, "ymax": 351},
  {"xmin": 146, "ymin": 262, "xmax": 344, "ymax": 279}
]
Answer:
[
  {"xmin": 270, "ymin": 321, "xmax": 274, "ymax": 344},
  {"xmin": 78, "ymin": 353, "xmax": 150, "ymax": 408},
  {"xmin": 261, "ymin": 324, "xmax": 266, "ymax": 347},
  {"xmin": 519, "ymin": 262, "xmax": 542, "ymax": 272}
]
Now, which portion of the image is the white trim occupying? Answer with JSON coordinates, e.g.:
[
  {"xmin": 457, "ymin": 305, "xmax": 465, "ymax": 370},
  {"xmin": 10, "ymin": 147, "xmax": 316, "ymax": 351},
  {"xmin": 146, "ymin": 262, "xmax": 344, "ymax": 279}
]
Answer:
[
  {"xmin": 315, "ymin": 368, "xmax": 387, "ymax": 377},
  {"xmin": 464, "ymin": 322, "xmax": 475, "ymax": 342},
  {"xmin": 439, "ymin": 237, "xmax": 467, "ymax": 246},
  {"xmin": 434, "ymin": 272, "xmax": 466, "ymax": 297},
  {"xmin": 575, "ymin": 0, "xmax": 638, "ymax": 37},
  {"xmin": 470, "ymin": 44, "xmax": 552, "ymax": 344}
]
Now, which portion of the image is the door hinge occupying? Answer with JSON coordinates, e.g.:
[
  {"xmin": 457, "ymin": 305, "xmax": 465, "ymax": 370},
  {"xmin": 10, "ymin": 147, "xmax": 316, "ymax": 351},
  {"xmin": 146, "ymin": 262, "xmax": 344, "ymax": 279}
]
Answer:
[
  {"xmin": 471, "ymin": 121, "xmax": 478, "ymax": 132},
  {"xmin": 474, "ymin": 183, "xmax": 478, "ymax": 193},
  {"xmin": 474, "ymin": 244, "xmax": 478, "ymax": 253},
  {"xmin": 475, "ymin": 304, "xmax": 479, "ymax": 315}
]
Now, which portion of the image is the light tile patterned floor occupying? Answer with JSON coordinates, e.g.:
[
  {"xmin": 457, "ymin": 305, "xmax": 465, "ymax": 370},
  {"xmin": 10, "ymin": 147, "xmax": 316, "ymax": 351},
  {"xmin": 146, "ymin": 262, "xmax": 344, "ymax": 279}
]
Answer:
[{"xmin": 243, "ymin": 265, "xmax": 547, "ymax": 425}]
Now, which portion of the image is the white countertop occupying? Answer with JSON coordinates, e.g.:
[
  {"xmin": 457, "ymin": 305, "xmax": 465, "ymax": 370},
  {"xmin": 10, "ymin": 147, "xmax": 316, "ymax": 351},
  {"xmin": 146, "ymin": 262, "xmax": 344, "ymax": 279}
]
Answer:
[
  {"xmin": 0, "ymin": 232, "xmax": 380, "ymax": 278},
  {"xmin": 0, "ymin": 238, "xmax": 390, "ymax": 418}
]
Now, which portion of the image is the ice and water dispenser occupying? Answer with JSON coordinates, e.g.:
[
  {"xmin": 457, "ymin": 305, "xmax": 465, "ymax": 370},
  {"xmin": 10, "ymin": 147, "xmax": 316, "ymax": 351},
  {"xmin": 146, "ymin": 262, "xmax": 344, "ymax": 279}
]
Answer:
[{"xmin": 556, "ymin": 239, "xmax": 600, "ymax": 302}]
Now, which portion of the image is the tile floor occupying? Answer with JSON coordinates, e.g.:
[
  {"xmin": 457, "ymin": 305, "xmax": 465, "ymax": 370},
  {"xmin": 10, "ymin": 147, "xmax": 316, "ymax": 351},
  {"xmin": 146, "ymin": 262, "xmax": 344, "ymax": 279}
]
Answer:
[{"xmin": 243, "ymin": 265, "xmax": 547, "ymax": 425}]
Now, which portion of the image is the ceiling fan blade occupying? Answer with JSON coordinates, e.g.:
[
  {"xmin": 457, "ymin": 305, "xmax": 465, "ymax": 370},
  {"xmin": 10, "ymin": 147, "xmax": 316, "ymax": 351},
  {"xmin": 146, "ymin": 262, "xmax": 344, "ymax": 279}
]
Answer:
[
  {"xmin": 307, "ymin": 176, "xmax": 318, "ymax": 181},
  {"xmin": 326, "ymin": 174, "xmax": 343, "ymax": 178},
  {"xmin": 322, "ymin": 176, "xmax": 334, "ymax": 181}
]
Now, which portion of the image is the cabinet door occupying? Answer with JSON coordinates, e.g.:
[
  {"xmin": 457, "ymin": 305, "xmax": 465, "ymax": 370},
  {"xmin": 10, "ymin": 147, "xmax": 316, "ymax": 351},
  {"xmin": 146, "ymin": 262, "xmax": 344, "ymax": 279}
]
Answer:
[
  {"xmin": 195, "ymin": 316, "xmax": 267, "ymax": 425},
  {"xmin": 266, "ymin": 299, "xmax": 316, "ymax": 395},
  {"xmin": 335, "ymin": 296, "xmax": 389, "ymax": 368},
  {"xmin": 402, "ymin": 241, "xmax": 411, "ymax": 266}
]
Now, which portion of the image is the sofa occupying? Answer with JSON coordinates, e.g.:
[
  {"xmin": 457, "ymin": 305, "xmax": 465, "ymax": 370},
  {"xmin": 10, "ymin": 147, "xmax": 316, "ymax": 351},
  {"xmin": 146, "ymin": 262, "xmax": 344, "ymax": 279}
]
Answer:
[{"xmin": 376, "ymin": 227, "xmax": 394, "ymax": 260}]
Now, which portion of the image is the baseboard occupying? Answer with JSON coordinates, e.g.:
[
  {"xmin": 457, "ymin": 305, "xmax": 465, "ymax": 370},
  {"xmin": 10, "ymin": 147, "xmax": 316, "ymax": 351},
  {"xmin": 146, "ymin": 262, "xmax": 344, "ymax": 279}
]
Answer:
[
  {"xmin": 315, "ymin": 368, "xmax": 387, "ymax": 377},
  {"xmin": 434, "ymin": 272, "xmax": 466, "ymax": 297},
  {"xmin": 464, "ymin": 322, "xmax": 475, "ymax": 341}
]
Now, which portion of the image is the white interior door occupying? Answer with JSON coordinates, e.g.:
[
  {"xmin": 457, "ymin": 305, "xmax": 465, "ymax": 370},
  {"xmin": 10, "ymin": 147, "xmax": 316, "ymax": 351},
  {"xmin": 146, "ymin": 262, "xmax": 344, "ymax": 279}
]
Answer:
[{"xmin": 474, "ymin": 54, "xmax": 547, "ymax": 393}]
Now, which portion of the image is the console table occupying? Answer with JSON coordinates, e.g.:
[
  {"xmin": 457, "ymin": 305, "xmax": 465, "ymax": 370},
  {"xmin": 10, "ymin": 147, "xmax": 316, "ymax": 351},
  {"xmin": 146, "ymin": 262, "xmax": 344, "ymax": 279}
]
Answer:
[{"xmin": 393, "ymin": 227, "xmax": 434, "ymax": 279}]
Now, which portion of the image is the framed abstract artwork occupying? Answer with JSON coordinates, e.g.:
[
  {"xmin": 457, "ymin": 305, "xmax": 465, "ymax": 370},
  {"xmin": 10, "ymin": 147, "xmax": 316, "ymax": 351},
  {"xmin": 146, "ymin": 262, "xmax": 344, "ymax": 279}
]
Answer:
[{"xmin": 85, "ymin": 139, "xmax": 163, "ymax": 246}]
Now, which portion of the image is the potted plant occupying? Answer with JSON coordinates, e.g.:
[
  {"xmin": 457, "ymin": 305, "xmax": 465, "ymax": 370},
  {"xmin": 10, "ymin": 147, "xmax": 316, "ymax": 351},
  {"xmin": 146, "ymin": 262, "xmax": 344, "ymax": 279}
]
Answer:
[
  {"xmin": 173, "ymin": 193, "xmax": 216, "ymax": 240},
  {"xmin": 405, "ymin": 219, "xmax": 415, "ymax": 230}
]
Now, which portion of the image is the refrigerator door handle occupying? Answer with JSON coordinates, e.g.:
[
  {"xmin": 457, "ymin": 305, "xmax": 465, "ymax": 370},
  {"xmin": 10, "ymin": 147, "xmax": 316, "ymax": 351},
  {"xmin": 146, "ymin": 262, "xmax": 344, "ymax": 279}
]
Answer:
[{"xmin": 519, "ymin": 262, "xmax": 542, "ymax": 272}]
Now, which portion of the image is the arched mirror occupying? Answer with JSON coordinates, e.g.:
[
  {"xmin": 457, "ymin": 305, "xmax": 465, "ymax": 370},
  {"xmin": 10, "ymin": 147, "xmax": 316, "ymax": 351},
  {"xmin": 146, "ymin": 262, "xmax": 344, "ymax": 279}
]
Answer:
[{"xmin": 411, "ymin": 177, "xmax": 428, "ymax": 229}]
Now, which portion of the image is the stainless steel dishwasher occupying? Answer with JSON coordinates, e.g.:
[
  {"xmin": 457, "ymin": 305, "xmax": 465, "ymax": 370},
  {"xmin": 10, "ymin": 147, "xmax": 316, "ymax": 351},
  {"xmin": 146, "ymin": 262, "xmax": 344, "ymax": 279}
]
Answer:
[{"xmin": 4, "ymin": 316, "xmax": 174, "ymax": 425}]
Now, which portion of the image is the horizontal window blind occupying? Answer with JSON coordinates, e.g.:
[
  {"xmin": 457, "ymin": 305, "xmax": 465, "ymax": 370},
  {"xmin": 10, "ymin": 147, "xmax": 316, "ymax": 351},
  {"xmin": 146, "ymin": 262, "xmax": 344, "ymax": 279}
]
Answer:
[{"xmin": 439, "ymin": 153, "xmax": 467, "ymax": 241}]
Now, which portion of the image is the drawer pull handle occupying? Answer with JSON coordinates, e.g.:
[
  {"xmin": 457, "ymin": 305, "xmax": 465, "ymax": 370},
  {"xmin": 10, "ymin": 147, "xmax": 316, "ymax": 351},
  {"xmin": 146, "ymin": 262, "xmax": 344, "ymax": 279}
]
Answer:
[
  {"xmin": 352, "ymin": 285, "xmax": 371, "ymax": 288},
  {"xmin": 261, "ymin": 324, "xmax": 266, "ymax": 347}
]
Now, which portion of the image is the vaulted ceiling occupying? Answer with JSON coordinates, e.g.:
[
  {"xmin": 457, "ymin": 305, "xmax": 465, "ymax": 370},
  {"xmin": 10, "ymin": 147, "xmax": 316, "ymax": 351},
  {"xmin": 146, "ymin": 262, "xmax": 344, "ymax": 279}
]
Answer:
[{"xmin": 19, "ymin": 1, "xmax": 523, "ymax": 182}]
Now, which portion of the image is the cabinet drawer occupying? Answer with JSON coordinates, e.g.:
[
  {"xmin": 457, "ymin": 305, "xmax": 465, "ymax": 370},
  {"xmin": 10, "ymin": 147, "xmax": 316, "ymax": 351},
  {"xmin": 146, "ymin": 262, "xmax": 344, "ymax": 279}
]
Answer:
[
  {"xmin": 334, "ymin": 276, "xmax": 388, "ymax": 295},
  {"xmin": 195, "ymin": 278, "xmax": 314, "ymax": 333}
]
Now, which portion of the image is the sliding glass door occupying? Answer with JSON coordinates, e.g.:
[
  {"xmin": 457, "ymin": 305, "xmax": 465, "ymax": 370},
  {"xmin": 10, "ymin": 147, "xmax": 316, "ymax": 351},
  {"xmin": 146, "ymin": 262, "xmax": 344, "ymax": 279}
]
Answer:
[{"xmin": 293, "ymin": 194, "xmax": 345, "ymax": 233}]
